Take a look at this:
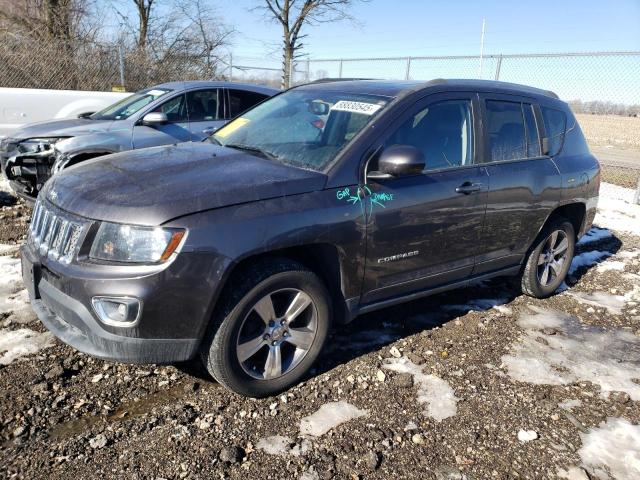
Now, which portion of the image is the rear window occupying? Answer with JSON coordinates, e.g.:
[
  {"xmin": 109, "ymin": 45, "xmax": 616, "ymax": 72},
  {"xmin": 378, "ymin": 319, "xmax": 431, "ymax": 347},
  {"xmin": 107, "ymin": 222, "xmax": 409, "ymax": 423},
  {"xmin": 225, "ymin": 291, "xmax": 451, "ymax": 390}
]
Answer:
[{"xmin": 541, "ymin": 107, "xmax": 567, "ymax": 156}]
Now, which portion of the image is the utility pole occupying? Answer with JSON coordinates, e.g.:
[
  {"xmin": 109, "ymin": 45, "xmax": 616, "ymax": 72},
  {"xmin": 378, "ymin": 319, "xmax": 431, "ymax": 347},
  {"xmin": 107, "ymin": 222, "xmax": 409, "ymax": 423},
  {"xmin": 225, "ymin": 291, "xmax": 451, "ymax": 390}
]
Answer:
[{"xmin": 479, "ymin": 18, "xmax": 486, "ymax": 79}]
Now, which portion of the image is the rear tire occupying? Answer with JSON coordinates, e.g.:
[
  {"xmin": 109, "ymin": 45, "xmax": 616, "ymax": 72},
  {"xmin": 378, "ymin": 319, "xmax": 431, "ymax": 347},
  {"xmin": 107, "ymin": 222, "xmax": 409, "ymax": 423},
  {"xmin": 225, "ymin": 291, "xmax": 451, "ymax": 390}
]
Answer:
[
  {"xmin": 520, "ymin": 218, "xmax": 575, "ymax": 298},
  {"xmin": 200, "ymin": 258, "xmax": 331, "ymax": 397}
]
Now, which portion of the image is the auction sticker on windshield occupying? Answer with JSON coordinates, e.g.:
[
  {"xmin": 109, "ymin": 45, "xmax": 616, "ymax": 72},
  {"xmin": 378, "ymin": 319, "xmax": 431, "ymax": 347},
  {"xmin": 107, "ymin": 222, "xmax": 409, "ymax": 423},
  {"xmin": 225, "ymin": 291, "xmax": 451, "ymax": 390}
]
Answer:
[
  {"xmin": 147, "ymin": 89, "xmax": 170, "ymax": 97},
  {"xmin": 215, "ymin": 118, "xmax": 251, "ymax": 138},
  {"xmin": 331, "ymin": 101, "xmax": 382, "ymax": 115}
]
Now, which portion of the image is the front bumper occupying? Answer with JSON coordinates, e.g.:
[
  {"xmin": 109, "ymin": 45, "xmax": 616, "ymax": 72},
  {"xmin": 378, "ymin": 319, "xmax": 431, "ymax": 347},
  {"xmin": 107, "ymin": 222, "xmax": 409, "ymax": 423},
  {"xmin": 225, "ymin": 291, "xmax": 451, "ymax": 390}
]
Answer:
[{"xmin": 20, "ymin": 242, "xmax": 212, "ymax": 364}]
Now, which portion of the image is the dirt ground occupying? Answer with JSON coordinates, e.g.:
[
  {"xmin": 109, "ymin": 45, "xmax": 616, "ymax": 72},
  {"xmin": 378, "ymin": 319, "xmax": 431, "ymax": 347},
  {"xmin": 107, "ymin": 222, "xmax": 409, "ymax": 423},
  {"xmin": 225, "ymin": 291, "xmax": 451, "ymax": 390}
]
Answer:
[{"xmin": 1, "ymin": 180, "xmax": 640, "ymax": 480}]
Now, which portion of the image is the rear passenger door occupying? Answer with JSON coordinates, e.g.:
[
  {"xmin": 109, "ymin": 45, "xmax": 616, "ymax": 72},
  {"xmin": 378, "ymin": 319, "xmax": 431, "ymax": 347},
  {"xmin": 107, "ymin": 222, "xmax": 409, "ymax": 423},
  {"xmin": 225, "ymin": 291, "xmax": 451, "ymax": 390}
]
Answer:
[
  {"xmin": 186, "ymin": 88, "xmax": 225, "ymax": 141},
  {"xmin": 474, "ymin": 94, "xmax": 561, "ymax": 275}
]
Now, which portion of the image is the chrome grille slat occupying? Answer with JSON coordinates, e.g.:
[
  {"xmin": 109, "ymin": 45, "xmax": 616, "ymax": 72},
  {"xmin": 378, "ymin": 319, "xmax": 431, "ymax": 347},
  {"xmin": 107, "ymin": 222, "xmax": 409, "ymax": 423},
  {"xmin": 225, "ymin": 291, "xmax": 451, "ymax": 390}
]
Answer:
[{"xmin": 28, "ymin": 200, "xmax": 87, "ymax": 264}]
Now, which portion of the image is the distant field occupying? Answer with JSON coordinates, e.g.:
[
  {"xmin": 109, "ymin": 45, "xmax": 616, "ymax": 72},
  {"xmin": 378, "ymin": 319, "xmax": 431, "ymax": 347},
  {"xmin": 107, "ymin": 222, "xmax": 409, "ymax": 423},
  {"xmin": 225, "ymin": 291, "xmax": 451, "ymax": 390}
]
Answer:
[{"xmin": 575, "ymin": 114, "xmax": 640, "ymax": 151}]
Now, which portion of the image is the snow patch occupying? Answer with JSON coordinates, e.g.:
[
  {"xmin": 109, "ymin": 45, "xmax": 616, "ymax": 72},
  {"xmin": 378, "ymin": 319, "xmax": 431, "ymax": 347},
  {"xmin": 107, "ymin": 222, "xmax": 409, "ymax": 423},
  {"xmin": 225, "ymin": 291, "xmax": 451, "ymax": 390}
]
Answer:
[
  {"xmin": 383, "ymin": 357, "xmax": 458, "ymax": 421},
  {"xmin": 578, "ymin": 418, "xmax": 640, "ymax": 480},
  {"xmin": 256, "ymin": 435, "xmax": 309, "ymax": 456},
  {"xmin": 443, "ymin": 297, "xmax": 509, "ymax": 314},
  {"xmin": 0, "ymin": 254, "xmax": 34, "ymax": 324},
  {"xmin": 558, "ymin": 399, "xmax": 582, "ymax": 410},
  {"xmin": 0, "ymin": 328, "xmax": 55, "ymax": 365},
  {"xmin": 619, "ymin": 250, "xmax": 640, "ymax": 260},
  {"xmin": 299, "ymin": 401, "xmax": 368, "ymax": 437},
  {"xmin": 0, "ymin": 244, "xmax": 18, "ymax": 255},
  {"xmin": 502, "ymin": 306, "xmax": 640, "ymax": 401},
  {"xmin": 517, "ymin": 429, "xmax": 538, "ymax": 442},
  {"xmin": 493, "ymin": 305, "xmax": 513, "ymax": 315},
  {"xmin": 567, "ymin": 291, "xmax": 626, "ymax": 315},
  {"xmin": 596, "ymin": 260, "xmax": 626, "ymax": 272},
  {"xmin": 594, "ymin": 183, "xmax": 640, "ymax": 236}
]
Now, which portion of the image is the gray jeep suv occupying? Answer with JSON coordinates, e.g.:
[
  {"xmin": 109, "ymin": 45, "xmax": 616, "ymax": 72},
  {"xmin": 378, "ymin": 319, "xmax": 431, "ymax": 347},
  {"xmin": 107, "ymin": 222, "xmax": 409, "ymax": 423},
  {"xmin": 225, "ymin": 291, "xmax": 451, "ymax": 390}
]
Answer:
[
  {"xmin": 1, "ymin": 81, "xmax": 277, "ymax": 201},
  {"xmin": 21, "ymin": 79, "xmax": 599, "ymax": 397}
]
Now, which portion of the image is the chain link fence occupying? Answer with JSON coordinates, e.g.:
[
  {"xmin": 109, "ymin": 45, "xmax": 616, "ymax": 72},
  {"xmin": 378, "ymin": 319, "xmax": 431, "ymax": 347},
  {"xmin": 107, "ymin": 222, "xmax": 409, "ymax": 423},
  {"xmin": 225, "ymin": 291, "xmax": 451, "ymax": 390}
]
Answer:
[
  {"xmin": 0, "ymin": 35, "xmax": 230, "ymax": 92},
  {"xmin": 292, "ymin": 51, "xmax": 640, "ymax": 107},
  {"xmin": 1, "ymin": 38, "xmax": 639, "ymax": 199}
]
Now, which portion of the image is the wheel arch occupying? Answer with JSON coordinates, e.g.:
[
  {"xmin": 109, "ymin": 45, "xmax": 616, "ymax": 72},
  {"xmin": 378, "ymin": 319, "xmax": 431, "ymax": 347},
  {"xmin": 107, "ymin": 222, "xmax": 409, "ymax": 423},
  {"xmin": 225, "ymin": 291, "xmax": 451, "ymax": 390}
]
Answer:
[
  {"xmin": 66, "ymin": 150, "xmax": 114, "ymax": 168},
  {"xmin": 214, "ymin": 243, "xmax": 350, "ymax": 326},
  {"xmin": 518, "ymin": 201, "xmax": 585, "ymax": 275},
  {"xmin": 545, "ymin": 202, "xmax": 586, "ymax": 241}
]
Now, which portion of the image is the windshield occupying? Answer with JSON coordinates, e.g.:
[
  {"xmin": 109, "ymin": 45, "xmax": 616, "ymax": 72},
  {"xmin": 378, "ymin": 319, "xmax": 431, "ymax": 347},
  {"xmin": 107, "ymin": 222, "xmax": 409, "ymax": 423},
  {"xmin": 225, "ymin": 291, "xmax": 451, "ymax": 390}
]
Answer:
[
  {"xmin": 211, "ymin": 89, "xmax": 389, "ymax": 171},
  {"xmin": 91, "ymin": 88, "xmax": 172, "ymax": 120}
]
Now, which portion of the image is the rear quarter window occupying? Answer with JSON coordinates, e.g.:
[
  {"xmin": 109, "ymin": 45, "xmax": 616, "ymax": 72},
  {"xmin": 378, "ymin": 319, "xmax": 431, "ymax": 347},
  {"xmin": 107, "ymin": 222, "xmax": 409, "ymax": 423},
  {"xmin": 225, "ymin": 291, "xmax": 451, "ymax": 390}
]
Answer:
[{"xmin": 541, "ymin": 107, "xmax": 567, "ymax": 156}]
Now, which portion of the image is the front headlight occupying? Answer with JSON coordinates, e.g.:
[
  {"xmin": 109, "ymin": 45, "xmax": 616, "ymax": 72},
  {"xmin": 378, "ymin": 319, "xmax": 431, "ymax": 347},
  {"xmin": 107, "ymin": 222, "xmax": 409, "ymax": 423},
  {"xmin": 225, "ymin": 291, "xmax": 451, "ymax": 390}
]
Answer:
[
  {"xmin": 17, "ymin": 138, "xmax": 65, "ymax": 155},
  {"xmin": 89, "ymin": 222, "xmax": 186, "ymax": 263}
]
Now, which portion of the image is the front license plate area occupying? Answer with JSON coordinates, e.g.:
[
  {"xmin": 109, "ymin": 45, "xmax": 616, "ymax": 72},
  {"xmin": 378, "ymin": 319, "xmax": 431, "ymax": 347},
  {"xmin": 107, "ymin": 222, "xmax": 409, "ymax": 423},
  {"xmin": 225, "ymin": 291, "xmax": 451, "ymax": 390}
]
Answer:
[{"xmin": 21, "ymin": 253, "xmax": 41, "ymax": 299}]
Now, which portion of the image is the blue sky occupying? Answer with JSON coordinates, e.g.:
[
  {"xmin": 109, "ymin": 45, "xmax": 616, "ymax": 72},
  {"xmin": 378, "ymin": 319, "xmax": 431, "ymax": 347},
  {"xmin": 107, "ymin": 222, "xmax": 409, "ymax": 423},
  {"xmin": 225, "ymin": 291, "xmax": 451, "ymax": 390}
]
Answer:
[
  {"xmin": 219, "ymin": 0, "xmax": 640, "ymax": 59},
  {"xmin": 108, "ymin": 0, "xmax": 639, "ymax": 103}
]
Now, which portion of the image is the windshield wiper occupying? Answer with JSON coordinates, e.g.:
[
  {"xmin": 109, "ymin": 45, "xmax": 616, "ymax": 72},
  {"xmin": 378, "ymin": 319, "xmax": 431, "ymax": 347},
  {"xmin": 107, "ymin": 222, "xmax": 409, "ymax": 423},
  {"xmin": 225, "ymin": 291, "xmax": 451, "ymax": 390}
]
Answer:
[
  {"xmin": 207, "ymin": 136, "xmax": 222, "ymax": 145},
  {"xmin": 225, "ymin": 143, "xmax": 279, "ymax": 161}
]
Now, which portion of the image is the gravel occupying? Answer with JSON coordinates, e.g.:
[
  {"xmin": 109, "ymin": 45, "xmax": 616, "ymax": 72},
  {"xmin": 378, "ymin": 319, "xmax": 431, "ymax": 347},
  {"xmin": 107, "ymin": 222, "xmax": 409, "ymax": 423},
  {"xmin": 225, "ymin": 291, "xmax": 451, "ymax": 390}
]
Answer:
[{"xmin": 1, "ymin": 182, "xmax": 640, "ymax": 479}]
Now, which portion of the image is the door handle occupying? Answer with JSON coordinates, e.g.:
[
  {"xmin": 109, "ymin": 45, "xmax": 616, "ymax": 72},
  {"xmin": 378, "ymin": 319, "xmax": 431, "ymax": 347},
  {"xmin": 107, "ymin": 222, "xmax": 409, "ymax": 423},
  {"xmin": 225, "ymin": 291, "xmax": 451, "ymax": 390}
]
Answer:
[
  {"xmin": 202, "ymin": 127, "xmax": 216, "ymax": 136},
  {"xmin": 455, "ymin": 182, "xmax": 482, "ymax": 194}
]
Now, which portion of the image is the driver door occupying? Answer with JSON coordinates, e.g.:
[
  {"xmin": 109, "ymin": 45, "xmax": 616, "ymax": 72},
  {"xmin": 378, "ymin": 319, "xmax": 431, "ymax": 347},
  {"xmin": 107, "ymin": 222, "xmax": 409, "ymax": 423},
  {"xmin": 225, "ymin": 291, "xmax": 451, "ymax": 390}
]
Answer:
[
  {"xmin": 132, "ymin": 93, "xmax": 192, "ymax": 149},
  {"xmin": 361, "ymin": 93, "xmax": 488, "ymax": 304}
]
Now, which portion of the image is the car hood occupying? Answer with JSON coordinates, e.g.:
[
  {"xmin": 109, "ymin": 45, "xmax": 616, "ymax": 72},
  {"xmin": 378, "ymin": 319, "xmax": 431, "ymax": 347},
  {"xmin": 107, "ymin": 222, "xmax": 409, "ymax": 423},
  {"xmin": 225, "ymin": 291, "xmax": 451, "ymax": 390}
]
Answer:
[
  {"xmin": 43, "ymin": 142, "xmax": 327, "ymax": 225},
  {"xmin": 11, "ymin": 118, "xmax": 116, "ymax": 140}
]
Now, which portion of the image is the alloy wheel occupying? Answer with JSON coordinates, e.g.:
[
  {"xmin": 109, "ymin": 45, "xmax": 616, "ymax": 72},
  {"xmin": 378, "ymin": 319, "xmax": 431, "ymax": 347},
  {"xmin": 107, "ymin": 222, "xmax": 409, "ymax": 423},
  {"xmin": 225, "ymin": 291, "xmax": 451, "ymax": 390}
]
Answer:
[
  {"xmin": 236, "ymin": 288, "xmax": 318, "ymax": 380},
  {"xmin": 537, "ymin": 230, "xmax": 570, "ymax": 286}
]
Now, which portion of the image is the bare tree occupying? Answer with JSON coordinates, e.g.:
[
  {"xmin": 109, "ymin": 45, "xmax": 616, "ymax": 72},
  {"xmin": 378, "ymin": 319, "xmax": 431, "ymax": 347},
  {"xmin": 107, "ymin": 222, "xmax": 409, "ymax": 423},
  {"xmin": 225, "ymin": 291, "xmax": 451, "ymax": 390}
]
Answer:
[
  {"xmin": 132, "ymin": 0, "xmax": 154, "ymax": 51},
  {"xmin": 258, "ymin": 0, "xmax": 364, "ymax": 88},
  {"xmin": 0, "ymin": 0, "xmax": 93, "ymax": 41},
  {"xmin": 110, "ymin": 0, "xmax": 233, "ymax": 88}
]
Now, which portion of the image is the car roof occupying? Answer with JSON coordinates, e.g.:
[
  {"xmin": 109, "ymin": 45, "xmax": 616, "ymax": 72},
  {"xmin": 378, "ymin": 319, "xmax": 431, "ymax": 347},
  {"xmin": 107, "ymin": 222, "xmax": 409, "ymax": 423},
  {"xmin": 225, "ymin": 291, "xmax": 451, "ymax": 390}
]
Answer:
[
  {"xmin": 151, "ymin": 81, "xmax": 279, "ymax": 95},
  {"xmin": 295, "ymin": 78, "xmax": 560, "ymax": 101}
]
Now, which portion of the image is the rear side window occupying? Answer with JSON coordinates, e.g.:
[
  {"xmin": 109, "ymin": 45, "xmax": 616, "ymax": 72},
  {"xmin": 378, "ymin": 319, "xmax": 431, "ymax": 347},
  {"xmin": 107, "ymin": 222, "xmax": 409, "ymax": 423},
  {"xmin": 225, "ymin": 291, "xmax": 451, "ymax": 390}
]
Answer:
[
  {"xmin": 228, "ymin": 90, "xmax": 269, "ymax": 118},
  {"xmin": 386, "ymin": 99, "xmax": 474, "ymax": 171},
  {"xmin": 541, "ymin": 107, "xmax": 567, "ymax": 156},
  {"xmin": 486, "ymin": 100, "xmax": 526, "ymax": 161}
]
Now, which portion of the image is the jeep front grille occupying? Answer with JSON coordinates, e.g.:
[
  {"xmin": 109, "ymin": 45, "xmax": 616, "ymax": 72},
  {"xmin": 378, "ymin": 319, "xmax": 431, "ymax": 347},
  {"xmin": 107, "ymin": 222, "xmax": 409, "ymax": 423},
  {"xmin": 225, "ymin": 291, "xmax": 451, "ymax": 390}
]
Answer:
[{"xmin": 29, "ymin": 200, "xmax": 88, "ymax": 264}]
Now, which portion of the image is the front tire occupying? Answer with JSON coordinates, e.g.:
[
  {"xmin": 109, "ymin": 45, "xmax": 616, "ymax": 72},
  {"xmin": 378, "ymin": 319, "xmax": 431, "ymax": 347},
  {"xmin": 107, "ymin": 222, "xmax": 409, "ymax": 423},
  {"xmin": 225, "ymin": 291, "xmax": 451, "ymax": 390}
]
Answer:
[
  {"xmin": 520, "ymin": 218, "xmax": 575, "ymax": 298},
  {"xmin": 200, "ymin": 259, "xmax": 331, "ymax": 397}
]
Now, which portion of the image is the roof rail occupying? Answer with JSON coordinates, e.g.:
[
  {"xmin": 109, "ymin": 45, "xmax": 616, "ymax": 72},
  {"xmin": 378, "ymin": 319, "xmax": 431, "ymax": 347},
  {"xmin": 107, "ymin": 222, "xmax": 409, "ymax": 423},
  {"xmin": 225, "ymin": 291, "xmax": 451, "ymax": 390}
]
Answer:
[{"xmin": 309, "ymin": 77, "xmax": 375, "ymax": 84}]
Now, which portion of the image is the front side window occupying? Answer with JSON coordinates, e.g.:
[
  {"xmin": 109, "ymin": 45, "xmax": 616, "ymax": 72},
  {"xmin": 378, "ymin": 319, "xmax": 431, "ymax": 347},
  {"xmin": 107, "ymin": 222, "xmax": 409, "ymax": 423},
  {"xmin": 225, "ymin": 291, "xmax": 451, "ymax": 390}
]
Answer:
[
  {"xmin": 386, "ymin": 100, "xmax": 474, "ymax": 171},
  {"xmin": 211, "ymin": 90, "xmax": 389, "ymax": 171},
  {"xmin": 187, "ymin": 89, "xmax": 220, "ymax": 121},
  {"xmin": 541, "ymin": 106, "xmax": 567, "ymax": 156},
  {"xmin": 91, "ymin": 88, "xmax": 172, "ymax": 121},
  {"xmin": 153, "ymin": 94, "xmax": 188, "ymax": 123}
]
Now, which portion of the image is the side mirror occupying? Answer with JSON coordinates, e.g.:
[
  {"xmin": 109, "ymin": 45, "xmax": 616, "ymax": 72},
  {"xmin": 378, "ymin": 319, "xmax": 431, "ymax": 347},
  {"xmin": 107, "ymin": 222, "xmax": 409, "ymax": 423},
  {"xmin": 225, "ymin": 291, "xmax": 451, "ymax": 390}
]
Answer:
[
  {"xmin": 142, "ymin": 112, "xmax": 168, "ymax": 126},
  {"xmin": 77, "ymin": 112, "xmax": 95, "ymax": 119},
  {"xmin": 368, "ymin": 145, "xmax": 425, "ymax": 180},
  {"xmin": 541, "ymin": 137, "xmax": 550, "ymax": 156}
]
